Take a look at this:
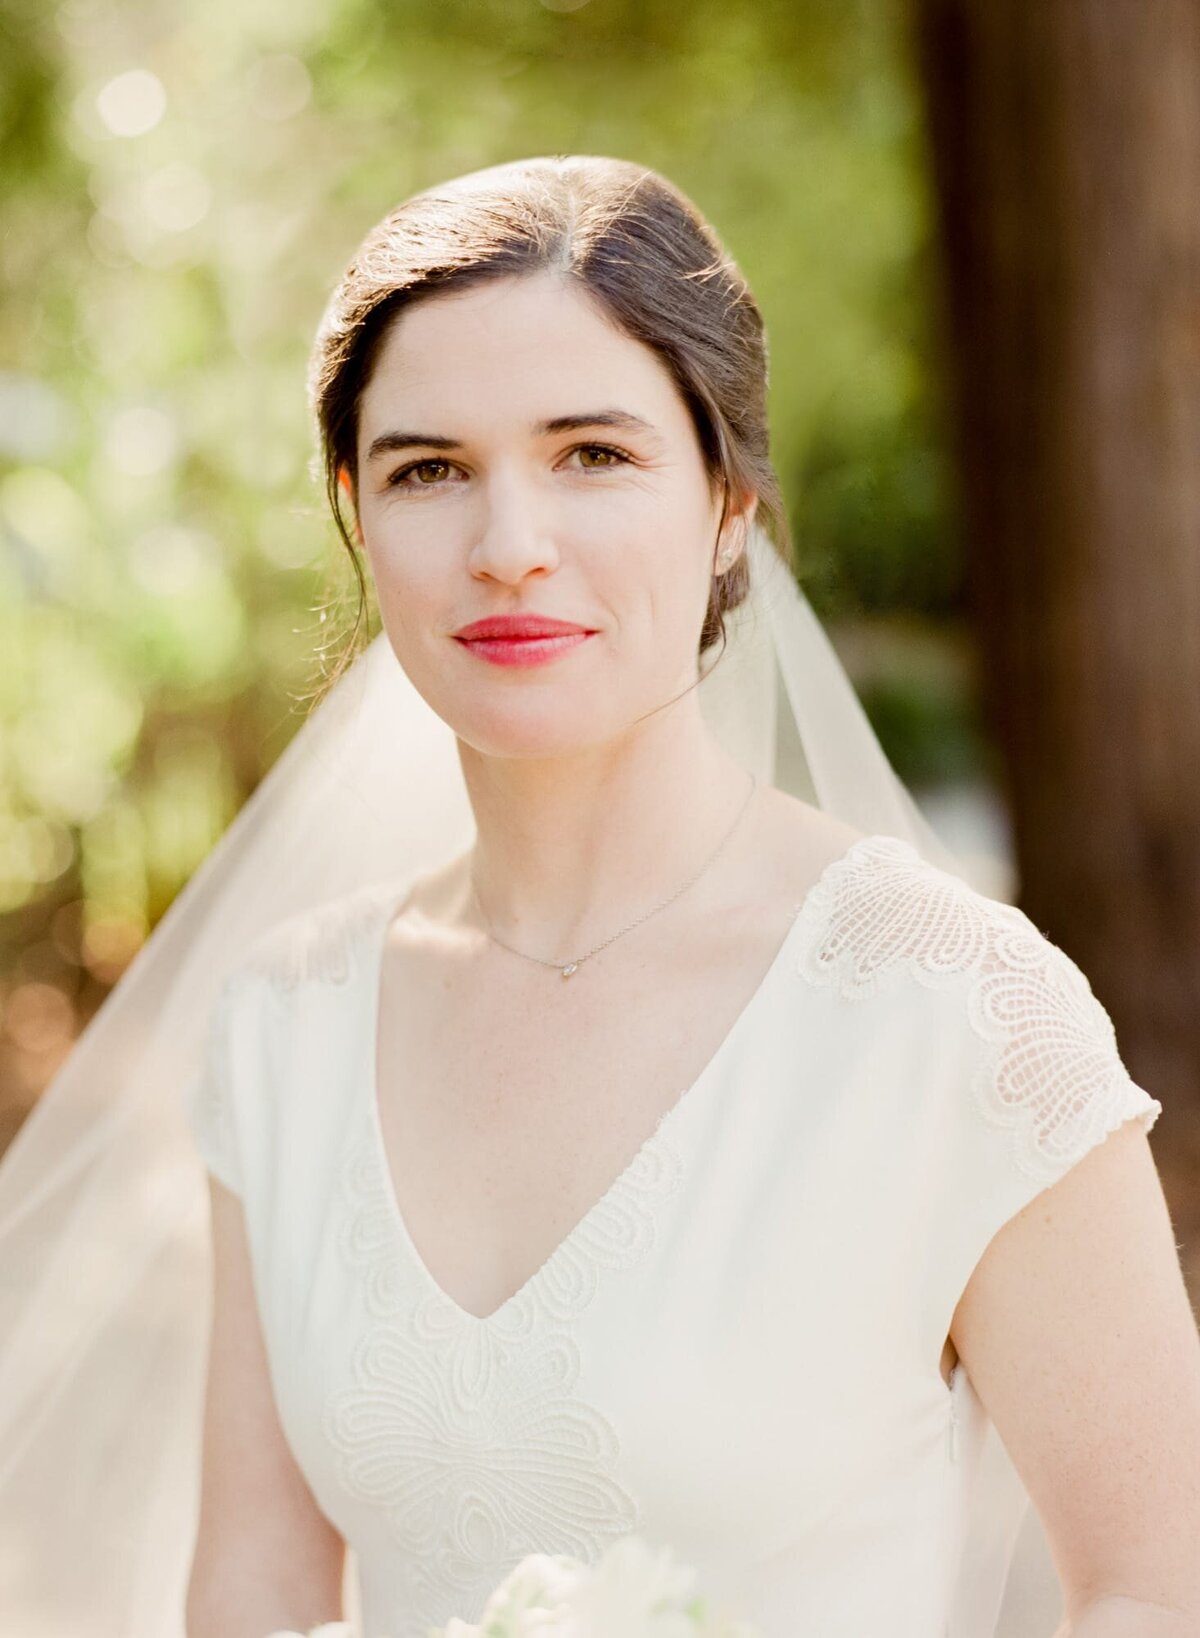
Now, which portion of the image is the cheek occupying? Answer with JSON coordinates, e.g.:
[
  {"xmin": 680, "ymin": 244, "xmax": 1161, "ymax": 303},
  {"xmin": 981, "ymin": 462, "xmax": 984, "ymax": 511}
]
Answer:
[
  {"xmin": 361, "ymin": 534, "xmax": 447, "ymax": 651},
  {"xmin": 363, "ymin": 489, "xmax": 491, "ymax": 600},
  {"xmin": 363, "ymin": 501, "xmax": 442, "ymax": 579}
]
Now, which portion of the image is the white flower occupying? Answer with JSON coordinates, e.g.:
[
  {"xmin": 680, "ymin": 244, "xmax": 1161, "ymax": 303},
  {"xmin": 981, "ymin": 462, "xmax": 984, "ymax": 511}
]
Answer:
[
  {"xmin": 570, "ymin": 1536, "xmax": 699, "ymax": 1637},
  {"xmin": 476, "ymin": 1550, "xmax": 589, "ymax": 1634},
  {"xmin": 425, "ymin": 1533, "xmax": 762, "ymax": 1638},
  {"xmin": 263, "ymin": 1626, "xmax": 358, "ymax": 1638}
]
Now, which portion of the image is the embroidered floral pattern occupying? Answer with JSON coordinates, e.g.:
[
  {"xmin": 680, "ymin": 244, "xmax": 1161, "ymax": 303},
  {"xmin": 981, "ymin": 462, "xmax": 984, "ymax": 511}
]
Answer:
[
  {"xmin": 188, "ymin": 886, "xmax": 407, "ymax": 1186},
  {"xmin": 239, "ymin": 882, "xmax": 403, "ymax": 991},
  {"xmin": 795, "ymin": 835, "xmax": 1162, "ymax": 1185},
  {"xmin": 322, "ymin": 1016, "xmax": 686, "ymax": 1634}
]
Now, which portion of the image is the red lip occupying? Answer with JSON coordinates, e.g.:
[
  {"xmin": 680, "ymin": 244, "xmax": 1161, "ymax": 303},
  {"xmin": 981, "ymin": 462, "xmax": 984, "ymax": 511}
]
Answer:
[{"xmin": 453, "ymin": 614, "xmax": 595, "ymax": 639}]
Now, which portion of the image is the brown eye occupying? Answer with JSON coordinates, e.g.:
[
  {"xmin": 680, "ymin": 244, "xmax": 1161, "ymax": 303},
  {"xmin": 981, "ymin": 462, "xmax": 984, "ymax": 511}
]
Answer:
[
  {"xmin": 389, "ymin": 458, "xmax": 454, "ymax": 489},
  {"xmin": 574, "ymin": 444, "xmax": 629, "ymax": 470}
]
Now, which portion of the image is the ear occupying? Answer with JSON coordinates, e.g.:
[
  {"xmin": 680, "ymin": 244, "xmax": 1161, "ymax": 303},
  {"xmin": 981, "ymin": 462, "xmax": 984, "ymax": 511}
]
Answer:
[
  {"xmin": 737, "ymin": 489, "xmax": 758, "ymax": 536},
  {"xmin": 337, "ymin": 463, "xmax": 364, "ymax": 545},
  {"xmin": 715, "ymin": 488, "xmax": 758, "ymax": 572}
]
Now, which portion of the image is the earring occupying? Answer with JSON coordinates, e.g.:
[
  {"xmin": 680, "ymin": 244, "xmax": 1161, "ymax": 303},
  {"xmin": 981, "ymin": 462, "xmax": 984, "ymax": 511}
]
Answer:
[{"xmin": 715, "ymin": 520, "xmax": 746, "ymax": 576}]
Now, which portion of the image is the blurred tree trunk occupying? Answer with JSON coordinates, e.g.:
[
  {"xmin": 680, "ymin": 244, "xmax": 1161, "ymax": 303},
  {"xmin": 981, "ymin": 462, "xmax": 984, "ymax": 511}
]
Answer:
[{"xmin": 908, "ymin": 1, "xmax": 1200, "ymax": 1271}]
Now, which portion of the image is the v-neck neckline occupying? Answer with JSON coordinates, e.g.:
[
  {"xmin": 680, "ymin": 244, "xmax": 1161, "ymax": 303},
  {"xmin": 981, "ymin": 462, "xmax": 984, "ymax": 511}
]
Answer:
[{"xmin": 361, "ymin": 831, "xmax": 886, "ymax": 1330}]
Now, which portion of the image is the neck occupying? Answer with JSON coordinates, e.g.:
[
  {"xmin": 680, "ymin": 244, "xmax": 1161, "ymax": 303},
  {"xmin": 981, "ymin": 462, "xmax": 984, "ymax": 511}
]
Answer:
[{"xmin": 456, "ymin": 702, "xmax": 756, "ymax": 955}]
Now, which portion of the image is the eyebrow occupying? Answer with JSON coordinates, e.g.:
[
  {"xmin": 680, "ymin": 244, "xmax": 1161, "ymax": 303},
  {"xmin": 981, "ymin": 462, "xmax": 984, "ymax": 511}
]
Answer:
[{"xmin": 364, "ymin": 410, "xmax": 660, "ymax": 462}]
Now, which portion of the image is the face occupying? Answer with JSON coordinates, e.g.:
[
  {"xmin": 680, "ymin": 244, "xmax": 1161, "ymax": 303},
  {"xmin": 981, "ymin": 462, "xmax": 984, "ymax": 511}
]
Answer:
[{"xmin": 347, "ymin": 270, "xmax": 754, "ymax": 760}]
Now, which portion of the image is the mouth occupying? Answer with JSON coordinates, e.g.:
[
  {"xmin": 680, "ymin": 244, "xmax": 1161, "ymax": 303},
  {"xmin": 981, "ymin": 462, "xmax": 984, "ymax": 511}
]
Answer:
[
  {"xmin": 453, "ymin": 614, "xmax": 593, "ymax": 638},
  {"xmin": 453, "ymin": 629, "xmax": 596, "ymax": 668}
]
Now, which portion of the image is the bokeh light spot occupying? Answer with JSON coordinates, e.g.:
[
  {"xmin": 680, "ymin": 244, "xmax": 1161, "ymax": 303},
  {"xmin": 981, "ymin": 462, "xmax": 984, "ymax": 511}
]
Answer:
[
  {"xmin": 105, "ymin": 404, "xmax": 179, "ymax": 475},
  {"xmin": 4, "ymin": 982, "xmax": 75, "ymax": 1055},
  {"xmin": 143, "ymin": 164, "xmax": 212, "ymax": 234},
  {"xmin": 81, "ymin": 917, "xmax": 145, "ymax": 983},
  {"xmin": 251, "ymin": 54, "xmax": 313, "ymax": 121},
  {"xmin": 127, "ymin": 524, "xmax": 221, "ymax": 596},
  {"xmin": 95, "ymin": 68, "xmax": 167, "ymax": 137}
]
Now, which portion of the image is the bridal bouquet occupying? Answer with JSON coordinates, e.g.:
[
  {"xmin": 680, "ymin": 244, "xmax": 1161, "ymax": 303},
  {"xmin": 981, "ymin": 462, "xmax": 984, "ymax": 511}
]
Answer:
[
  {"xmin": 427, "ymin": 1534, "xmax": 761, "ymax": 1637},
  {"xmin": 267, "ymin": 1533, "xmax": 761, "ymax": 1638}
]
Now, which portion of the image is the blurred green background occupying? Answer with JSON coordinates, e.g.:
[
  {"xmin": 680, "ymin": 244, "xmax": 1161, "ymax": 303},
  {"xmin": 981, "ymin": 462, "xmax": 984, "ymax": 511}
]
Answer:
[{"xmin": 0, "ymin": 0, "xmax": 989, "ymax": 1136}]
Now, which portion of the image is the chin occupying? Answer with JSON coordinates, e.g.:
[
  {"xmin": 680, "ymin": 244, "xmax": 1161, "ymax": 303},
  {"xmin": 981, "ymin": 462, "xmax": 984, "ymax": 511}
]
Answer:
[
  {"xmin": 451, "ymin": 713, "xmax": 616, "ymax": 761},
  {"xmin": 435, "ymin": 688, "xmax": 630, "ymax": 760}
]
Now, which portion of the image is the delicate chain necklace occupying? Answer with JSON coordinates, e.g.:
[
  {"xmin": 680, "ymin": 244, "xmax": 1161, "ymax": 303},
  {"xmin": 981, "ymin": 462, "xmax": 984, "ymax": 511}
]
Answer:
[{"xmin": 469, "ymin": 772, "xmax": 759, "ymax": 980}]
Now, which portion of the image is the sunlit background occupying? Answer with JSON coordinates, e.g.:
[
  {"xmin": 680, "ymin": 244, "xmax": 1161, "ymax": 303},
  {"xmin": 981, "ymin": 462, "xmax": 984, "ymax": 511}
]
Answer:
[{"xmin": 0, "ymin": 0, "xmax": 999, "ymax": 1148}]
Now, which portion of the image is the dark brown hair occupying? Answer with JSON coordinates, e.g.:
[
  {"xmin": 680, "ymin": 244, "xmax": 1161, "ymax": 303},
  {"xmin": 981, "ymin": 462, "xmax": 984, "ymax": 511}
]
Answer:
[{"xmin": 306, "ymin": 154, "xmax": 793, "ymax": 699}]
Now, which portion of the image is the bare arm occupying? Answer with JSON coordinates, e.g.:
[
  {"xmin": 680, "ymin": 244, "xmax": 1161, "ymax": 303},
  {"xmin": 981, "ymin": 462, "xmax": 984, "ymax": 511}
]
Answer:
[
  {"xmin": 1053, "ymin": 1594, "xmax": 1200, "ymax": 1636},
  {"xmin": 186, "ymin": 1176, "xmax": 346, "ymax": 1638},
  {"xmin": 951, "ymin": 1119, "xmax": 1200, "ymax": 1629}
]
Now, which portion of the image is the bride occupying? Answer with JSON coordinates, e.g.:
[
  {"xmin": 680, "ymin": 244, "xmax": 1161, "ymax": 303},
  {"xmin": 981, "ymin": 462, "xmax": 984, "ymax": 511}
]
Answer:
[{"xmin": 4, "ymin": 156, "xmax": 1199, "ymax": 1638}]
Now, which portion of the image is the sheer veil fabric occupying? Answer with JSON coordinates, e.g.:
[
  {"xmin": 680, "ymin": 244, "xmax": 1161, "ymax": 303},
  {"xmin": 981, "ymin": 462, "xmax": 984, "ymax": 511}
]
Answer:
[{"xmin": 0, "ymin": 523, "xmax": 1059, "ymax": 1636}]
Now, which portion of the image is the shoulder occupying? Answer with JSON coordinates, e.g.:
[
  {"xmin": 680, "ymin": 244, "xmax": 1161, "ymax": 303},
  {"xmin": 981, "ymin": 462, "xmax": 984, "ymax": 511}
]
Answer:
[
  {"xmin": 796, "ymin": 832, "xmax": 1162, "ymax": 1182},
  {"xmin": 796, "ymin": 832, "xmax": 1041, "ymax": 999},
  {"xmin": 225, "ymin": 878, "xmax": 409, "ymax": 996}
]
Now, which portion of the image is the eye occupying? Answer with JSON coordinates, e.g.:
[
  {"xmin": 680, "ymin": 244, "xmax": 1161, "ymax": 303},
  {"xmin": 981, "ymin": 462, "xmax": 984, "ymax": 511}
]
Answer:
[
  {"xmin": 384, "ymin": 443, "xmax": 632, "ymax": 491},
  {"xmin": 567, "ymin": 443, "xmax": 632, "ymax": 471},
  {"xmin": 386, "ymin": 458, "xmax": 458, "ymax": 490}
]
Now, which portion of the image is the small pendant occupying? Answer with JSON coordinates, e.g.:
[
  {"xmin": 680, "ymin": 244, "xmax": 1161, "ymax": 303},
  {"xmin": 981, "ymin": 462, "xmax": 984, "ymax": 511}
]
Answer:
[{"xmin": 560, "ymin": 962, "xmax": 579, "ymax": 979}]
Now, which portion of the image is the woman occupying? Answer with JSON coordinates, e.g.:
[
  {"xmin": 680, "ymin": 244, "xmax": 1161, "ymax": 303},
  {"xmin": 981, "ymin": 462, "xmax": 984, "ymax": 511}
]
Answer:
[{"xmin": 5, "ymin": 156, "xmax": 1199, "ymax": 1638}]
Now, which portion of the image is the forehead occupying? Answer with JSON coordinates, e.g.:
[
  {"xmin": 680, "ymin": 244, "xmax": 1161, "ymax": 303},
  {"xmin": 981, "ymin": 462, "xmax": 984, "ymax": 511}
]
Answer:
[{"xmin": 357, "ymin": 272, "xmax": 687, "ymax": 436}]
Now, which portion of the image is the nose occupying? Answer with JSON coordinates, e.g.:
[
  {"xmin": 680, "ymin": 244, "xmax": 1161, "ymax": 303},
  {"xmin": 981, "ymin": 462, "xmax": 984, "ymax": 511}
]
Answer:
[{"xmin": 466, "ymin": 463, "xmax": 560, "ymax": 585}]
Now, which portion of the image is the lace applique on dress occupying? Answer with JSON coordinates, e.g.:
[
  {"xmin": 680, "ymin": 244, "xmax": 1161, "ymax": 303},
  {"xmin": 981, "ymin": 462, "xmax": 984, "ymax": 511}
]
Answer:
[
  {"xmin": 237, "ymin": 882, "xmax": 404, "ymax": 991},
  {"xmin": 190, "ymin": 884, "xmax": 406, "ymax": 1187},
  {"xmin": 795, "ymin": 835, "xmax": 1162, "ymax": 1185},
  {"xmin": 322, "ymin": 1110, "xmax": 685, "ymax": 1632}
]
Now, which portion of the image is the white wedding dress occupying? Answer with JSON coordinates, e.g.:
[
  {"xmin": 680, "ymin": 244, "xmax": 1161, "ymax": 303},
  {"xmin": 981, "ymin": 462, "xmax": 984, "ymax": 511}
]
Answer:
[{"xmin": 186, "ymin": 828, "xmax": 1160, "ymax": 1638}]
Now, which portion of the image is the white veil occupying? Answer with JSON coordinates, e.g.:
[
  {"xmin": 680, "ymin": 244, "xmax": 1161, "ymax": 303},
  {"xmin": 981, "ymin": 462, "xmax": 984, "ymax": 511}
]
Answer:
[{"xmin": 0, "ymin": 522, "xmax": 1060, "ymax": 1637}]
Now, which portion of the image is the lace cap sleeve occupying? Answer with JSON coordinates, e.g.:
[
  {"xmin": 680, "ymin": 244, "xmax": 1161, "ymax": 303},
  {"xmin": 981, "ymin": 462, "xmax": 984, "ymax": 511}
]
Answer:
[
  {"xmin": 955, "ymin": 891, "xmax": 1161, "ymax": 1184},
  {"xmin": 941, "ymin": 884, "xmax": 1162, "ymax": 1322},
  {"xmin": 180, "ymin": 885, "xmax": 397, "ymax": 1197},
  {"xmin": 796, "ymin": 835, "xmax": 1162, "ymax": 1319},
  {"xmin": 183, "ymin": 972, "xmax": 243, "ymax": 1196}
]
